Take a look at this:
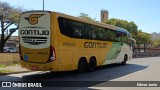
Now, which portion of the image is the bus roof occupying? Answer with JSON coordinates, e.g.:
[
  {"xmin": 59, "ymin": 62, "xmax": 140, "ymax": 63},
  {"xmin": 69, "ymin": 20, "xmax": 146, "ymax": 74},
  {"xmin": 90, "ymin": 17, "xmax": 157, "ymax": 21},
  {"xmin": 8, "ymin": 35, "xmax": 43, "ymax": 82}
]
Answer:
[
  {"xmin": 53, "ymin": 11, "xmax": 118, "ymax": 30},
  {"xmin": 23, "ymin": 10, "xmax": 130, "ymax": 35},
  {"xmin": 52, "ymin": 11, "xmax": 130, "ymax": 34}
]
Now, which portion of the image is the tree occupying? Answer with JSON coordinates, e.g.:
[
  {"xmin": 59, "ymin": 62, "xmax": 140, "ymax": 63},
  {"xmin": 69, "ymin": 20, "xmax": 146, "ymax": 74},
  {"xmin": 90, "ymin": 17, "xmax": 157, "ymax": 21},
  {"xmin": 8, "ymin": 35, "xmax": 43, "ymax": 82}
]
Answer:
[
  {"xmin": 136, "ymin": 30, "xmax": 151, "ymax": 52},
  {"xmin": 106, "ymin": 18, "xmax": 138, "ymax": 38},
  {"xmin": 106, "ymin": 18, "xmax": 152, "ymax": 52},
  {"xmin": 78, "ymin": 13, "xmax": 96, "ymax": 21},
  {"xmin": 0, "ymin": 1, "xmax": 24, "ymax": 52},
  {"xmin": 153, "ymin": 38, "xmax": 160, "ymax": 48}
]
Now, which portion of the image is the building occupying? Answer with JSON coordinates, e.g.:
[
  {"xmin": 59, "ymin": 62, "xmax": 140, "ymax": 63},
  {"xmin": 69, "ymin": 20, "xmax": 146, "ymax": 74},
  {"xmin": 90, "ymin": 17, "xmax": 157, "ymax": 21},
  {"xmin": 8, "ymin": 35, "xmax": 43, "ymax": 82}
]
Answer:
[{"xmin": 0, "ymin": 35, "xmax": 19, "ymax": 52}]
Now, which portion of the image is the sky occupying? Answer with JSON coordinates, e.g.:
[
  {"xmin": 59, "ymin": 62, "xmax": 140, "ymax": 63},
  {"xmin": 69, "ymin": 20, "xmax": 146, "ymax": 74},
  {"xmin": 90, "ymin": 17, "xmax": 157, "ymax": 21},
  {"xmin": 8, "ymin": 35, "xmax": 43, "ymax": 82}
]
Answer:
[{"xmin": 1, "ymin": 0, "xmax": 160, "ymax": 36}]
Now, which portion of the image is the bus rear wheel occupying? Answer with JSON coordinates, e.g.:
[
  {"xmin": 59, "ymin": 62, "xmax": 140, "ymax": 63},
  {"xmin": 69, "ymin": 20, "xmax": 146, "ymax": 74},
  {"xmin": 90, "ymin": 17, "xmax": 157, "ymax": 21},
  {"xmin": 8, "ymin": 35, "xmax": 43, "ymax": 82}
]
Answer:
[
  {"xmin": 87, "ymin": 57, "xmax": 97, "ymax": 72},
  {"xmin": 78, "ymin": 58, "xmax": 87, "ymax": 72}
]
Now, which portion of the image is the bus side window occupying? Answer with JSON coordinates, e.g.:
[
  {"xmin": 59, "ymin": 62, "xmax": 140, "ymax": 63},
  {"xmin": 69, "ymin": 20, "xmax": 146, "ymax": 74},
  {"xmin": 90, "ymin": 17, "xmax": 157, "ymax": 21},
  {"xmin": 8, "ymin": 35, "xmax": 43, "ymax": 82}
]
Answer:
[
  {"xmin": 58, "ymin": 17, "xmax": 73, "ymax": 37},
  {"xmin": 107, "ymin": 30, "xmax": 111, "ymax": 41},
  {"xmin": 80, "ymin": 24, "xmax": 85, "ymax": 38},
  {"xmin": 108, "ymin": 30, "xmax": 115, "ymax": 41},
  {"xmin": 86, "ymin": 25, "xmax": 94, "ymax": 39},
  {"xmin": 102, "ymin": 28, "xmax": 108, "ymax": 41},
  {"xmin": 96, "ymin": 27, "xmax": 105, "ymax": 40},
  {"xmin": 72, "ymin": 21, "xmax": 82, "ymax": 38},
  {"xmin": 121, "ymin": 32, "xmax": 128, "ymax": 43},
  {"xmin": 92, "ymin": 26, "xmax": 97, "ymax": 40}
]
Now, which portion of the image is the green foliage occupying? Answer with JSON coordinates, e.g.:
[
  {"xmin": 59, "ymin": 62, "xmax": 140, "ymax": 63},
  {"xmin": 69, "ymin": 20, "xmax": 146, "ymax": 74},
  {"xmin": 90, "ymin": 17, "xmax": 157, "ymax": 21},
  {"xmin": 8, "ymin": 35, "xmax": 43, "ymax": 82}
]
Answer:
[
  {"xmin": 79, "ymin": 13, "xmax": 96, "ymax": 21},
  {"xmin": 153, "ymin": 38, "xmax": 160, "ymax": 47},
  {"xmin": 106, "ymin": 18, "xmax": 138, "ymax": 38},
  {"xmin": 106, "ymin": 18, "xmax": 152, "ymax": 52},
  {"xmin": 136, "ymin": 30, "xmax": 151, "ymax": 44},
  {"xmin": 0, "ymin": 64, "xmax": 5, "ymax": 67},
  {"xmin": 106, "ymin": 18, "xmax": 152, "ymax": 44},
  {"xmin": 0, "ymin": 70, "xmax": 14, "ymax": 73},
  {"xmin": 0, "ymin": 63, "xmax": 17, "ymax": 67}
]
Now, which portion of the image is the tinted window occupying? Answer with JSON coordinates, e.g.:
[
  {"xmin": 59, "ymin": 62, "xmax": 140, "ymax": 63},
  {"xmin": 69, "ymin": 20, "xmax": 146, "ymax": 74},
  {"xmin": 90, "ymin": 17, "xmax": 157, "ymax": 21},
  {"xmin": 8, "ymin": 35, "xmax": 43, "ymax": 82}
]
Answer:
[
  {"xmin": 85, "ymin": 25, "xmax": 97, "ymax": 39},
  {"xmin": 58, "ymin": 17, "xmax": 129, "ymax": 43},
  {"xmin": 116, "ymin": 31, "xmax": 128, "ymax": 43},
  {"xmin": 58, "ymin": 17, "xmax": 73, "ymax": 37},
  {"xmin": 72, "ymin": 21, "xmax": 84, "ymax": 38},
  {"xmin": 96, "ymin": 27, "xmax": 108, "ymax": 40},
  {"xmin": 107, "ymin": 30, "xmax": 117, "ymax": 41}
]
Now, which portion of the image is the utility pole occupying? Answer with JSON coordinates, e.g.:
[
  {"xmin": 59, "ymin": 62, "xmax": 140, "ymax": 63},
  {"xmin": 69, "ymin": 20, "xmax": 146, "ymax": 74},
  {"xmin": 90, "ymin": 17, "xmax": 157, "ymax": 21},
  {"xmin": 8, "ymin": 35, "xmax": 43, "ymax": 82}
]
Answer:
[{"xmin": 43, "ymin": 0, "xmax": 44, "ymax": 11}]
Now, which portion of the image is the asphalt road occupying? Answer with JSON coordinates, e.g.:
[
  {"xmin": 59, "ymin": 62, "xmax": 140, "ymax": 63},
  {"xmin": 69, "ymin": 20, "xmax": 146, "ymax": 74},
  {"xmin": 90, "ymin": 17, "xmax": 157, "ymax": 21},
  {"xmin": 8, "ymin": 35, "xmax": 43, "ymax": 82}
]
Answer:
[{"xmin": 0, "ymin": 57, "xmax": 160, "ymax": 90}]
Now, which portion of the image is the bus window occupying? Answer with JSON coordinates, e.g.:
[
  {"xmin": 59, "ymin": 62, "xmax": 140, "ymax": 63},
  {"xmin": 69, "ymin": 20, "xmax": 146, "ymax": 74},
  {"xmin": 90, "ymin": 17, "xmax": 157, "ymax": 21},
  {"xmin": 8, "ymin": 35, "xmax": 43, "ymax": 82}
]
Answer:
[
  {"xmin": 72, "ymin": 21, "xmax": 83, "ymax": 38},
  {"xmin": 58, "ymin": 17, "xmax": 73, "ymax": 37},
  {"xmin": 108, "ymin": 30, "xmax": 116, "ymax": 42},
  {"xmin": 92, "ymin": 26, "xmax": 97, "ymax": 39},
  {"xmin": 97, "ymin": 27, "xmax": 107, "ymax": 41},
  {"xmin": 86, "ymin": 25, "xmax": 94, "ymax": 39}
]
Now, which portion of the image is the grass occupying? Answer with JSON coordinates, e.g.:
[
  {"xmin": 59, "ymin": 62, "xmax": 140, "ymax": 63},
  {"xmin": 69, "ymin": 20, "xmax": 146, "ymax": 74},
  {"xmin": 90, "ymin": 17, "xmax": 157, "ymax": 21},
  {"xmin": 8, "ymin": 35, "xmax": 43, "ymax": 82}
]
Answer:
[
  {"xmin": 0, "ymin": 64, "xmax": 5, "ymax": 68},
  {"xmin": 0, "ymin": 63, "xmax": 19, "ymax": 74},
  {"xmin": 0, "ymin": 70, "xmax": 14, "ymax": 74},
  {"xmin": 0, "ymin": 61, "xmax": 19, "ymax": 67},
  {"xmin": 0, "ymin": 63, "xmax": 18, "ymax": 67},
  {"xmin": 9, "ymin": 63, "xmax": 18, "ymax": 67}
]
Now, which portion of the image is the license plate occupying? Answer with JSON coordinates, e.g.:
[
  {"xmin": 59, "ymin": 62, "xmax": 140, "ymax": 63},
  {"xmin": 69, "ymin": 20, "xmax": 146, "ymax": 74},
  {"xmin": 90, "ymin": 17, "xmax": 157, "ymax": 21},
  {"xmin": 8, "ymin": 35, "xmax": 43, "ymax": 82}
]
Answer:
[{"xmin": 31, "ymin": 66, "xmax": 38, "ymax": 70}]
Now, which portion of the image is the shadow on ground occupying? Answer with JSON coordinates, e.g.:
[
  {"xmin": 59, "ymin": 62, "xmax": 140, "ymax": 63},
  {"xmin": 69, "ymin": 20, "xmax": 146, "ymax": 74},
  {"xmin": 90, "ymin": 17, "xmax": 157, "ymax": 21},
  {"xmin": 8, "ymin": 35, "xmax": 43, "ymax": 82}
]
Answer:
[{"xmin": 0, "ymin": 63, "xmax": 148, "ymax": 90}]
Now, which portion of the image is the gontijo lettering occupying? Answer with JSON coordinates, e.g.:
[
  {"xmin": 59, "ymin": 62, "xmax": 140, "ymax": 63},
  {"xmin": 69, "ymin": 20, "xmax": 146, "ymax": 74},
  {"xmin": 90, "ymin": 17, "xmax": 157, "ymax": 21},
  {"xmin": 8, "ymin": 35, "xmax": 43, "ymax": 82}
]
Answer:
[
  {"xmin": 20, "ymin": 29, "xmax": 49, "ymax": 35},
  {"xmin": 84, "ymin": 42, "xmax": 107, "ymax": 48}
]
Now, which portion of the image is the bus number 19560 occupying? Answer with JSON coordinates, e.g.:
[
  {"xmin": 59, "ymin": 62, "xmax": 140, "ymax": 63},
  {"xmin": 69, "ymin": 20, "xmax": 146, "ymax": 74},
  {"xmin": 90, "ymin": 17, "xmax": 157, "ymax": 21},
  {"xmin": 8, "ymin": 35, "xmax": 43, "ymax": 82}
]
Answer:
[{"xmin": 63, "ymin": 42, "xmax": 76, "ymax": 47}]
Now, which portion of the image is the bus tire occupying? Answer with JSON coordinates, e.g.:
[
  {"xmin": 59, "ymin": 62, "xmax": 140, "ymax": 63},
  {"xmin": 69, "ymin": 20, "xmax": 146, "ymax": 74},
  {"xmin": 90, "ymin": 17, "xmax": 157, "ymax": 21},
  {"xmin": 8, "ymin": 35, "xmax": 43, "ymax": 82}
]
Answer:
[
  {"xmin": 77, "ymin": 58, "xmax": 87, "ymax": 73},
  {"xmin": 87, "ymin": 57, "xmax": 97, "ymax": 72},
  {"xmin": 121, "ymin": 55, "xmax": 127, "ymax": 65}
]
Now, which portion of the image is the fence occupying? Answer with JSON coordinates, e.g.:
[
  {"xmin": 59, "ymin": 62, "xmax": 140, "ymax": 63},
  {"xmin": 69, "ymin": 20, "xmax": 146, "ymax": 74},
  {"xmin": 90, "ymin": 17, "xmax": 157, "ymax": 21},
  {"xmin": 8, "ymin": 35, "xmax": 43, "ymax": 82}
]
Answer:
[{"xmin": 133, "ymin": 52, "xmax": 160, "ymax": 58}]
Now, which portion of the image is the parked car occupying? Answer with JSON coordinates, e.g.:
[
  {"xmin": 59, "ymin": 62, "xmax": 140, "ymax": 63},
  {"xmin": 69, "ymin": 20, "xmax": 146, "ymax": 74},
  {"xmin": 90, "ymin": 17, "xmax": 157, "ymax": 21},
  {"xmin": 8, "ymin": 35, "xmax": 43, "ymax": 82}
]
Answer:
[{"xmin": 3, "ymin": 47, "xmax": 16, "ymax": 52}]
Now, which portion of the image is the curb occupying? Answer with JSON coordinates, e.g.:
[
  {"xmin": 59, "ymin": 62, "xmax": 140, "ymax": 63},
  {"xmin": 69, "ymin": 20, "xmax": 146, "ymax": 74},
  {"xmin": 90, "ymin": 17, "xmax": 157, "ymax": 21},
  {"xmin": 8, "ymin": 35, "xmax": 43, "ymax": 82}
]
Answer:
[{"xmin": 0, "ymin": 71, "xmax": 32, "ymax": 76}]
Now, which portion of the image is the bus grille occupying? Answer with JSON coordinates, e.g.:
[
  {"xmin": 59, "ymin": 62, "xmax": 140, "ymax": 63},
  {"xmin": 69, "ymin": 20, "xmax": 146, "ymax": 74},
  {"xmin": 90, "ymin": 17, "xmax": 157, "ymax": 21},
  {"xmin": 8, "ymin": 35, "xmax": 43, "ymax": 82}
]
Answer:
[{"xmin": 22, "ymin": 37, "xmax": 47, "ymax": 45}]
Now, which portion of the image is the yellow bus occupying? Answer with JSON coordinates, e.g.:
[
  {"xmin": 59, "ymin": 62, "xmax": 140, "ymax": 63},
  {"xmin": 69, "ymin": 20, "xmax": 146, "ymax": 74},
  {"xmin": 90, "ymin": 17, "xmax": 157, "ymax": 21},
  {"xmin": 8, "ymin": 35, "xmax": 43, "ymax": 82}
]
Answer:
[{"xmin": 19, "ymin": 11, "xmax": 135, "ymax": 72}]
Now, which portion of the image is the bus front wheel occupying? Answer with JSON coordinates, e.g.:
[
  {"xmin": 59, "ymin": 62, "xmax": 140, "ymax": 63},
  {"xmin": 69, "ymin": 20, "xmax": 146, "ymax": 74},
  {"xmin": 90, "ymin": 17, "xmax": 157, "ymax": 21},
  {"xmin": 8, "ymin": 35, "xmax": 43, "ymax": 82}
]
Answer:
[
  {"xmin": 78, "ymin": 58, "xmax": 87, "ymax": 72},
  {"xmin": 121, "ymin": 55, "xmax": 128, "ymax": 65}
]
